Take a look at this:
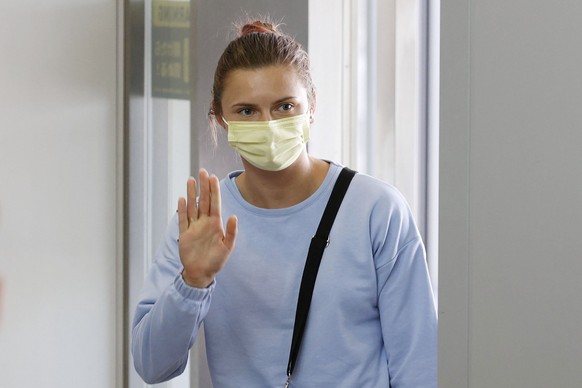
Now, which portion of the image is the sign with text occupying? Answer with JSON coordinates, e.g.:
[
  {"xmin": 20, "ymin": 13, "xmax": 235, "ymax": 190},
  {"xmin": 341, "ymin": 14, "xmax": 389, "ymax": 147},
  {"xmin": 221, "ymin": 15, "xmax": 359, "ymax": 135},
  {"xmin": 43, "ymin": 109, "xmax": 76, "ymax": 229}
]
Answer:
[{"xmin": 151, "ymin": 0, "xmax": 190, "ymax": 100}]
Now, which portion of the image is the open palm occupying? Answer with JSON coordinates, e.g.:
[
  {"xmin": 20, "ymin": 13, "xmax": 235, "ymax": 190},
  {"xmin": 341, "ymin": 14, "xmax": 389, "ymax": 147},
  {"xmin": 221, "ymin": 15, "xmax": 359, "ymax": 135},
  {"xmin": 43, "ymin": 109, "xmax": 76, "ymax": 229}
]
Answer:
[{"xmin": 177, "ymin": 169, "xmax": 237, "ymax": 288}]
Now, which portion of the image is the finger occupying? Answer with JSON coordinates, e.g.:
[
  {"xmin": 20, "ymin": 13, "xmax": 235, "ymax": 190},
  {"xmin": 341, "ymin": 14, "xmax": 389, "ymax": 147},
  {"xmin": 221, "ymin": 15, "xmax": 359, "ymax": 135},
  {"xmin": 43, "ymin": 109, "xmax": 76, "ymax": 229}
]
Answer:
[
  {"xmin": 209, "ymin": 175, "xmax": 222, "ymax": 219},
  {"xmin": 178, "ymin": 197, "xmax": 188, "ymax": 234},
  {"xmin": 186, "ymin": 176, "xmax": 198, "ymax": 223},
  {"xmin": 197, "ymin": 168, "xmax": 210, "ymax": 217},
  {"xmin": 223, "ymin": 215, "xmax": 238, "ymax": 251}
]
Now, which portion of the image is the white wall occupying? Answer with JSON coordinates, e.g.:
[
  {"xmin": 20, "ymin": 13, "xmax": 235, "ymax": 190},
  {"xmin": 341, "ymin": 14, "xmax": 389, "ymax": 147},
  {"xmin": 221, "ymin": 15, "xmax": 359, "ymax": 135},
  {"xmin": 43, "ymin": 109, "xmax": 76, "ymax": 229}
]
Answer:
[
  {"xmin": 0, "ymin": 1, "xmax": 122, "ymax": 387},
  {"xmin": 439, "ymin": 1, "xmax": 582, "ymax": 387}
]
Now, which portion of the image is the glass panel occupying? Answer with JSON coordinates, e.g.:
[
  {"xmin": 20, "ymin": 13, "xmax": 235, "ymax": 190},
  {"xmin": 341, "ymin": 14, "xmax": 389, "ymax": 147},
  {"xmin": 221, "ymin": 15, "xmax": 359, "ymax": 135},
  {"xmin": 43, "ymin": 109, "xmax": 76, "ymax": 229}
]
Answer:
[
  {"xmin": 128, "ymin": 2, "xmax": 309, "ymax": 387},
  {"xmin": 127, "ymin": 1, "xmax": 192, "ymax": 387}
]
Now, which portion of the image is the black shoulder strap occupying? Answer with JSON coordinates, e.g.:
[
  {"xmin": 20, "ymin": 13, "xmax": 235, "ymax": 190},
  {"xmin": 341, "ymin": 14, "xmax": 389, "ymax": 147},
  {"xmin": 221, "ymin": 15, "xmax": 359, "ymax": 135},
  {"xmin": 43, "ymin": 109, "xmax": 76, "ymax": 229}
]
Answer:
[{"xmin": 286, "ymin": 167, "xmax": 357, "ymax": 384}]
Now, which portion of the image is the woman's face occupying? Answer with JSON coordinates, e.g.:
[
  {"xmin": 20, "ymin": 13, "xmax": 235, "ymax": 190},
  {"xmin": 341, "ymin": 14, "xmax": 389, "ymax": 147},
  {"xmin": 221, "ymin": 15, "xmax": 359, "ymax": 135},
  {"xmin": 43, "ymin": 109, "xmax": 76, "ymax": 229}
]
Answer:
[{"xmin": 220, "ymin": 65, "xmax": 310, "ymax": 124}]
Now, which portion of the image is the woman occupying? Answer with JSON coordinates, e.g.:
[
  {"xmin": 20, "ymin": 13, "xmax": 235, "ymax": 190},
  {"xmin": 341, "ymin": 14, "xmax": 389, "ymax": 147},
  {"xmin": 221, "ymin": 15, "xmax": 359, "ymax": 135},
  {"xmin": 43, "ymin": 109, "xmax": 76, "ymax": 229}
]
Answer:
[{"xmin": 132, "ymin": 19, "xmax": 437, "ymax": 387}]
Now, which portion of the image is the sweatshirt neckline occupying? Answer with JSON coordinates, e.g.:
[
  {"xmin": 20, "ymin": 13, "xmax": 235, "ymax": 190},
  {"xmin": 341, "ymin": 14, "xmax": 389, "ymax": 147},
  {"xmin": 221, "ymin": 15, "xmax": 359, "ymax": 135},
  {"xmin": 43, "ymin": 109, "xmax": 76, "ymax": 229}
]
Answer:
[{"xmin": 223, "ymin": 161, "xmax": 341, "ymax": 217}]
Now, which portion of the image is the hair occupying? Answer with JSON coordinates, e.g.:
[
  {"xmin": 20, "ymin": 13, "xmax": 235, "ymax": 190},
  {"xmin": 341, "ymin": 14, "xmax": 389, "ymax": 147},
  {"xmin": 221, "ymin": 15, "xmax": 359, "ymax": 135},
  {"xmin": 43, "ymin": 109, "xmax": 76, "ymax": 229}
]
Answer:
[{"xmin": 208, "ymin": 18, "xmax": 316, "ymax": 140}]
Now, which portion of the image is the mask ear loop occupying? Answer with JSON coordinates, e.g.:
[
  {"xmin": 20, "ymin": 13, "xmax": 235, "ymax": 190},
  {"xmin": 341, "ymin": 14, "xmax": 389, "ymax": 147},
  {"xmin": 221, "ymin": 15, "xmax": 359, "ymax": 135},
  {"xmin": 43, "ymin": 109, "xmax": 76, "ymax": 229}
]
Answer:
[
  {"xmin": 302, "ymin": 111, "xmax": 312, "ymax": 143},
  {"xmin": 219, "ymin": 115, "xmax": 229, "ymax": 130},
  {"xmin": 209, "ymin": 107, "xmax": 229, "ymax": 129}
]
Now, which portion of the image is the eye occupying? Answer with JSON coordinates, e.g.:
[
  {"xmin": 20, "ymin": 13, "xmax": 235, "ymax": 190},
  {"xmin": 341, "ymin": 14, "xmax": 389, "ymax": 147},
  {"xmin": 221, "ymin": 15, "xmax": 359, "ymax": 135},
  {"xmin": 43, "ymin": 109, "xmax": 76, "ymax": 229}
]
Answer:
[
  {"xmin": 278, "ymin": 103, "xmax": 294, "ymax": 112},
  {"xmin": 237, "ymin": 107, "xmax": 254, "ymax": 117}
]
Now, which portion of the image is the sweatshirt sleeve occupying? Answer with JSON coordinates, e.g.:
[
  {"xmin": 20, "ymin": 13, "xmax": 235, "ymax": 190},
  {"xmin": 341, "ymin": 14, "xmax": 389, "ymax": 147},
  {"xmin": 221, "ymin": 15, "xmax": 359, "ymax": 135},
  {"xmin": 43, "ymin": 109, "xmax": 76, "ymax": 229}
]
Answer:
[
  {"xmin": 131, "ymin": 214, "xmax": 215, "ymax": 384},
  {"xmin": 373, "ymin": 191, "xmax": 438, "ymax": 388}
]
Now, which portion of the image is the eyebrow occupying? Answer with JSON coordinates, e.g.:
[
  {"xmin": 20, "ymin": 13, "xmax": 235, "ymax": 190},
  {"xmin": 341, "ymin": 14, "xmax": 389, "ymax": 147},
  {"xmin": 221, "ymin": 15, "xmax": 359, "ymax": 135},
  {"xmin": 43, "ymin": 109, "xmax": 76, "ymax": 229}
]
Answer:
[{"xmin": 230, "ymin": 96, "xmax": 299, "ymax": 108}]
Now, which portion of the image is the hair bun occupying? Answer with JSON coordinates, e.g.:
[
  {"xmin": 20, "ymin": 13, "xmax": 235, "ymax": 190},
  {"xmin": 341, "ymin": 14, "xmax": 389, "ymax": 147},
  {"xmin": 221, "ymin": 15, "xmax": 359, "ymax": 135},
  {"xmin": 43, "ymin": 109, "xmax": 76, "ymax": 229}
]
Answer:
[{"xmin": 240, "ymin": 20, "xmax": 279, "ymax": 36}]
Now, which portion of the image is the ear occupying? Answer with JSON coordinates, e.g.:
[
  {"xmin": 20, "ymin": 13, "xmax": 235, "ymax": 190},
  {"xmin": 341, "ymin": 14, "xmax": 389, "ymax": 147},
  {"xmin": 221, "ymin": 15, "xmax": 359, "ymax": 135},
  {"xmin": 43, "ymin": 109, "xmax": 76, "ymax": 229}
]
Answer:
[
  {"xmin": 308, "ymin": 105, "xmax": 316, "ymax": 124},
  {"xmin": 216, "ymin": 115, "xmax": 227, "ymax": 130},
  {"xmin": 209, "ymin": 106, "xmax": 228, "ymax": 130},
  {"xmin": 309, "ymin": 90, "xmax": 317, "ymax": 124}
]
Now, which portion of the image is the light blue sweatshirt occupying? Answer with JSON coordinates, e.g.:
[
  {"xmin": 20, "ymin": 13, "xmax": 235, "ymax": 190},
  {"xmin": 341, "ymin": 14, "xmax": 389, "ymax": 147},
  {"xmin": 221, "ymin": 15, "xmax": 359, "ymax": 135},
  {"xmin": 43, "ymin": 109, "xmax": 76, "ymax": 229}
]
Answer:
[{"xmin": 132, "ymin": 162, "xmax": 437, "ymax": 387}]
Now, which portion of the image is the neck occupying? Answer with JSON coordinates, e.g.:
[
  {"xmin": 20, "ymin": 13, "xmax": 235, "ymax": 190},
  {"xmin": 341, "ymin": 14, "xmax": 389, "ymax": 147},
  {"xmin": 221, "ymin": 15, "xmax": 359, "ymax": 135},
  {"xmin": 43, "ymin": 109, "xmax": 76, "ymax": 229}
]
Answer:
[{"xmin": 235, "ymin": 154, "xmax": 330, "ymax": 209}]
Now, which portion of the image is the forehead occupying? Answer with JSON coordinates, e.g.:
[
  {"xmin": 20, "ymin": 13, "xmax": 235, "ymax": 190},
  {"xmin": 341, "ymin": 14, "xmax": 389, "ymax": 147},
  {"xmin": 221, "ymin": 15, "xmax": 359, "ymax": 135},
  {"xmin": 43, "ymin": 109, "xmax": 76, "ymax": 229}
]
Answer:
[{"xmin": 221, "ymin": 65, "xmax": 308, "ymax": 104}]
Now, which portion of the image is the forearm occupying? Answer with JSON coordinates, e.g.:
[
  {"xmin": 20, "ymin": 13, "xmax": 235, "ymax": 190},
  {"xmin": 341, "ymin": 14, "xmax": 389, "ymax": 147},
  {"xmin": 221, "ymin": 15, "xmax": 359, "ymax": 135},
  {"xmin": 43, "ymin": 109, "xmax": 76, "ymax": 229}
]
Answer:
[{"xmin": 132, "ymin": 274, "xmax": 214, "ymax": 384}]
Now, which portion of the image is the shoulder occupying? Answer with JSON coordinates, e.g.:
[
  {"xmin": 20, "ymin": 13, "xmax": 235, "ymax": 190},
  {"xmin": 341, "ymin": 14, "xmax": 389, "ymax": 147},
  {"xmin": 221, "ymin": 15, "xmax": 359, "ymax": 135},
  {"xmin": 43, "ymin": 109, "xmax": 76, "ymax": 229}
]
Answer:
[
  {"xmin": 323, "ymin": 161, "xmax": 412, "ymax": 214},
  {"xmin": 319, "ymin": 167, "xmax": 423, "ymax": 268},
  {"xmin": 348, "ymin": 171, "xmax": 411, "ymax": 214},
  {"xmin": 341, "ymin": 169, "xmax": 421, "ymax": 242}
]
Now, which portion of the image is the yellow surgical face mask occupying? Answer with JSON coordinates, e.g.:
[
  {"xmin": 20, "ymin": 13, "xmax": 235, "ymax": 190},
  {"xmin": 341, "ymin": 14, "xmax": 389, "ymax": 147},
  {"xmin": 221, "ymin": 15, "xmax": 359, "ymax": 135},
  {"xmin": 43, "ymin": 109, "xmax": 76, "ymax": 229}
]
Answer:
[{"xmin": 225, "ymin": 112, "xmax": 311, "ymax": 171}]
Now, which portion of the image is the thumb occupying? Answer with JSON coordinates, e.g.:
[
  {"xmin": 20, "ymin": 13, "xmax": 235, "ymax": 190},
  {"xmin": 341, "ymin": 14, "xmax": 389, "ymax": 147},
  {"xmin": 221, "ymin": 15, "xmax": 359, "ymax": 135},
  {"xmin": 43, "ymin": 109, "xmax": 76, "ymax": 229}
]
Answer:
[{"xmin": 223, "ymin": 215, "xmax": 238, "ymax": 251}]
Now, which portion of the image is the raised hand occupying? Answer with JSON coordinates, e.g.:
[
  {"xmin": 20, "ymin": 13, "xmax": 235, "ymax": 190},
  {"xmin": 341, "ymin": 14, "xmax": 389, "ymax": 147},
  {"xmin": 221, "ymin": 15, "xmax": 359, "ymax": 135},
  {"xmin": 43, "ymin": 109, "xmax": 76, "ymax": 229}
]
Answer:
[{"xmin": 177, "ymin": 169, "xmax": 238, "ymax": 288}]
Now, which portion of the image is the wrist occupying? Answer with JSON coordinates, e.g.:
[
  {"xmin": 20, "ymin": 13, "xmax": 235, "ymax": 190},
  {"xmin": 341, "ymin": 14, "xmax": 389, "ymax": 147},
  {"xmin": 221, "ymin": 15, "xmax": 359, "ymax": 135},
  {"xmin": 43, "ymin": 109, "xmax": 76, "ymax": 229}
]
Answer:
[{"xmin": 181, "ymin": 269, "xmax": 213, "ymax": 289}]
